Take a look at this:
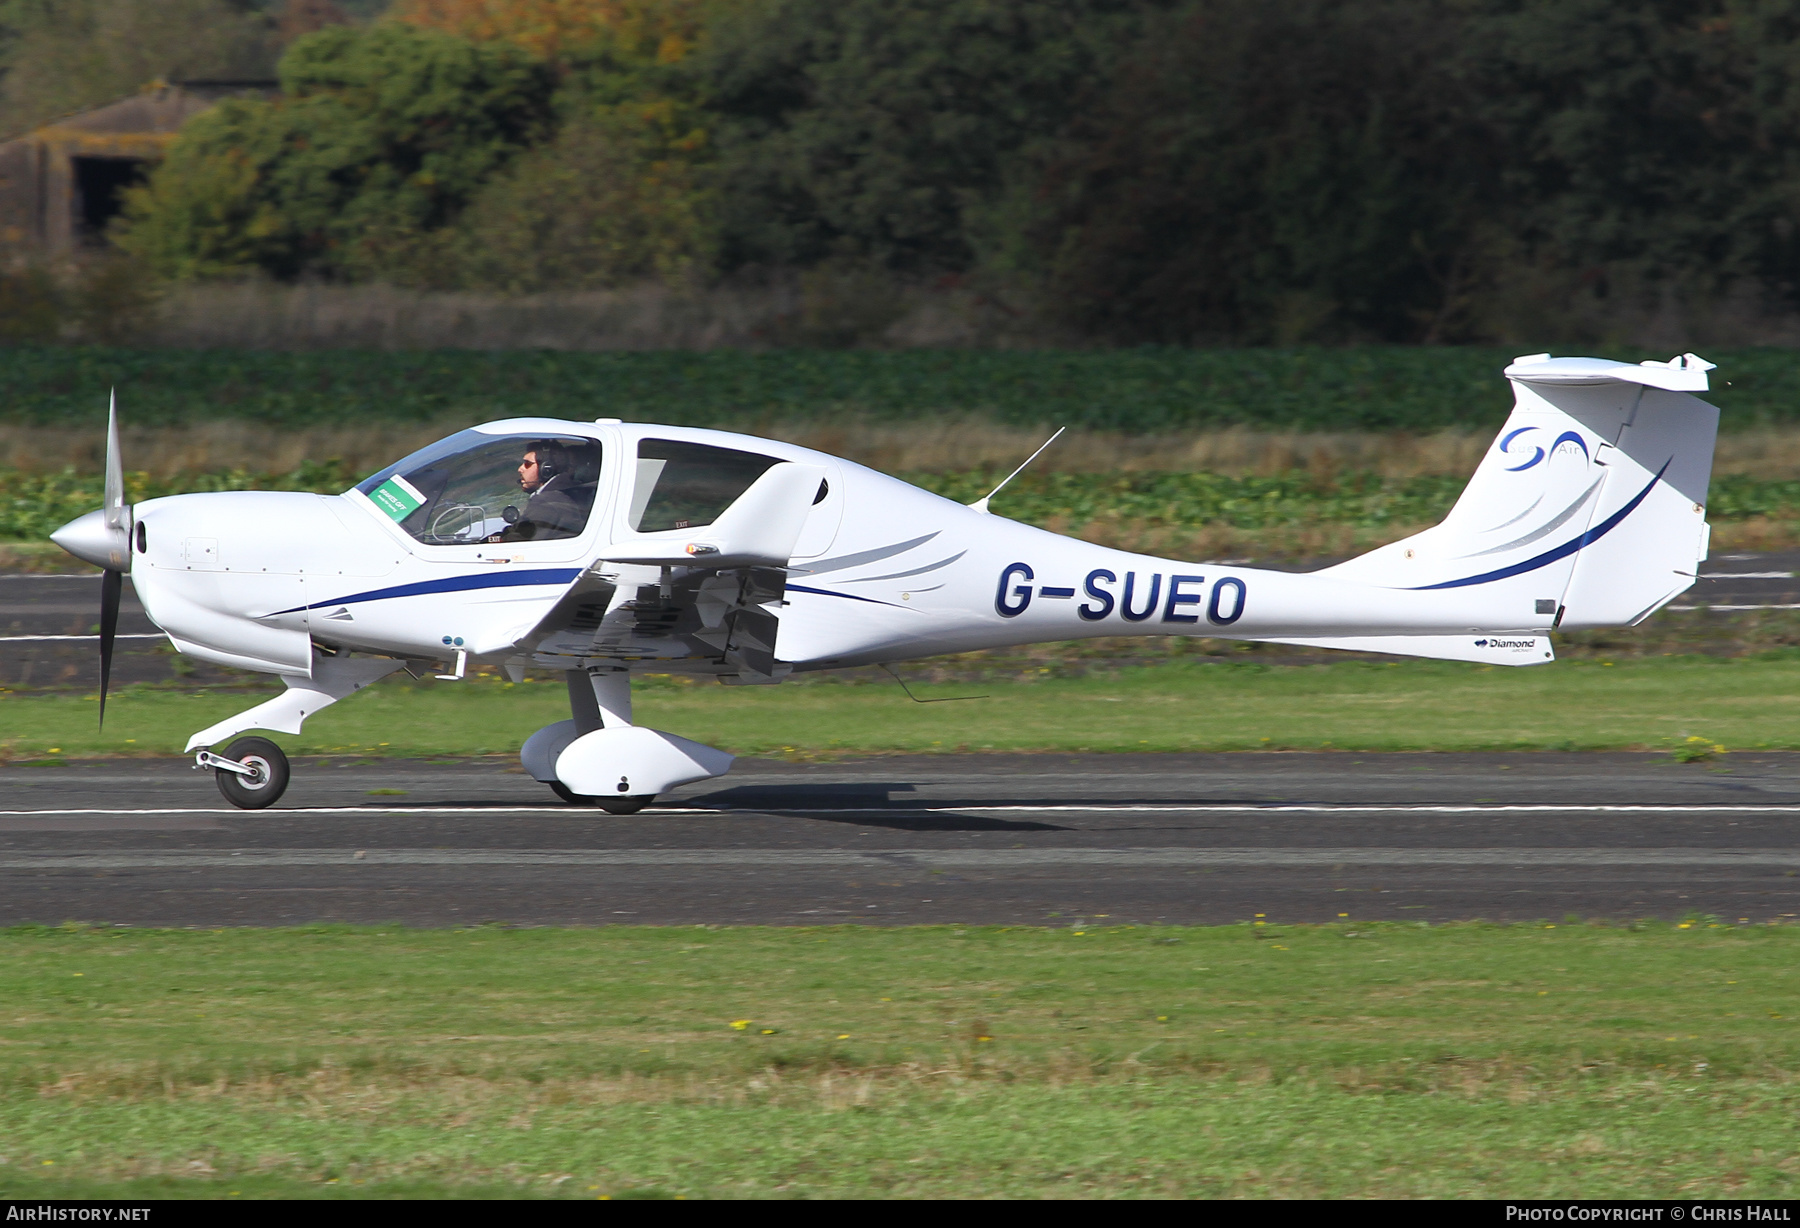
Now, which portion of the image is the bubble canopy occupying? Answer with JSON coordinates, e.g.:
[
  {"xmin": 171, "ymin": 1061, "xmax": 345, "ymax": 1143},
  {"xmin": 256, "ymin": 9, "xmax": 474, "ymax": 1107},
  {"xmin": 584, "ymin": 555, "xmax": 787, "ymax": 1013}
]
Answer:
[{"xmin": 355, "ymin": 428, "xmax": 602, "ymax": 545}]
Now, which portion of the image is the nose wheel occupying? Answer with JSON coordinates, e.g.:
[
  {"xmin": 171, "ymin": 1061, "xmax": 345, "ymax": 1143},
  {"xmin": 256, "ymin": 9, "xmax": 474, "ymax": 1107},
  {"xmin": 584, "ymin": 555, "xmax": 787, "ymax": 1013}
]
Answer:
[
  {"xmin": 202, "ymin": 737, "xmax": 291, "ymax": 810},
  {"xmin": 547, "ymin": 781, "xmax": 652, "ymax": 814}
]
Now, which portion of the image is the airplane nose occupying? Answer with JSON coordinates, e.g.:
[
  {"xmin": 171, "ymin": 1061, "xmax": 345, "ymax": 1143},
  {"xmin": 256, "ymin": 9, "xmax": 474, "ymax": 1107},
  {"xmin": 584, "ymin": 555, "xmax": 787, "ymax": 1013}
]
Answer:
[{"xmin": 51, "ymin": 507, "xmax": 131, "ymax": 571}]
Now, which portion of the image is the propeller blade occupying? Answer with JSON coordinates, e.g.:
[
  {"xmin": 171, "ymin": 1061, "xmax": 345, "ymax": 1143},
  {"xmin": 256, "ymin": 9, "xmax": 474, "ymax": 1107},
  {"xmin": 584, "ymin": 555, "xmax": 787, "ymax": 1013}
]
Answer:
[
  {"xmin": 98, "ymin": 568, "xmax": 120, "ymax": 729},
  {"xmin": 103, "ymin": 388, "xmax": 125, "ymax": 532}
]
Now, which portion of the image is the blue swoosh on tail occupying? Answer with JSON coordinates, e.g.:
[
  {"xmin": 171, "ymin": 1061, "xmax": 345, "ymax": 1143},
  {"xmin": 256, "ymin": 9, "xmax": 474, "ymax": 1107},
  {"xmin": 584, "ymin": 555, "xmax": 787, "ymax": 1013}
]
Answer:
[{"xmin": 1408, "ymin": 461, "xmax": 1669, "ymax": 591}]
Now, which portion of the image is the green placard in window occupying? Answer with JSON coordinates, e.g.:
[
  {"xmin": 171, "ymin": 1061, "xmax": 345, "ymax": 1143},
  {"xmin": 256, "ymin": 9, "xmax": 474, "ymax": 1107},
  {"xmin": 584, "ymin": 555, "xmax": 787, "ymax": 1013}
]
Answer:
[{"xmin": 369, "ymin": 475, "xmax": 426, "ymax": 522}]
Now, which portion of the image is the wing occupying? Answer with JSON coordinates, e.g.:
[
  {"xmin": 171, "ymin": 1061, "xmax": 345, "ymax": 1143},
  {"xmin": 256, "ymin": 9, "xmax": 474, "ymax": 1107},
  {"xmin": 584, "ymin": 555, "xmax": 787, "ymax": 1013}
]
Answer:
[
  {"xmin": 501, "ymin": 461, "xmax": 828, "ymax": 682},
  {"xmin": 515, "ymin": 564, "xmax": 791, "ymax": 682}
]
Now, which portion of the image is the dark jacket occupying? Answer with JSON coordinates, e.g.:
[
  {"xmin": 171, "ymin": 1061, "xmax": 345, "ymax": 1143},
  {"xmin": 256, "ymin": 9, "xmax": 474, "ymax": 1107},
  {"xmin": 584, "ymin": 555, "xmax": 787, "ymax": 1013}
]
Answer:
[{"xmin": 504, "ymin": 474, "xmax": 591, "ymax": 540}]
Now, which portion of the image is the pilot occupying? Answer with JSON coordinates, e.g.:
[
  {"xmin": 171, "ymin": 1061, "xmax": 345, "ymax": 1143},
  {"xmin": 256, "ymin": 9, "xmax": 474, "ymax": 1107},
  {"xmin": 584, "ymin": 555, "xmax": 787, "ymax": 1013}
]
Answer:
[{"xmin": 491, "ymin": 441, "xmax": 588, "ymax": 541}]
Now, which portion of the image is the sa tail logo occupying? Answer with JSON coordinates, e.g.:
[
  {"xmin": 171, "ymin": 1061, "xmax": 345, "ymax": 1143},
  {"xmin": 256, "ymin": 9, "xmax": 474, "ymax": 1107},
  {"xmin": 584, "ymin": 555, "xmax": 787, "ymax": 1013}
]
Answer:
[{"xmin": 1499, "ymin": 427, "xmax": 1589, "ymax": 472}]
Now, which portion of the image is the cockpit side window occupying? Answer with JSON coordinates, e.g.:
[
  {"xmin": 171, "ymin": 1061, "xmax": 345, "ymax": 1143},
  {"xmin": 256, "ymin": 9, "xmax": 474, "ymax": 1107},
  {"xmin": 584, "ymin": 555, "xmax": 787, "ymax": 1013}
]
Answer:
[
  {"xmin": 356, "ymin": 432, "xmax": 603, "ymax": 546},
  {"xmin": 630, "ymin": 439, "xmax": 779, "ymax": 532}
]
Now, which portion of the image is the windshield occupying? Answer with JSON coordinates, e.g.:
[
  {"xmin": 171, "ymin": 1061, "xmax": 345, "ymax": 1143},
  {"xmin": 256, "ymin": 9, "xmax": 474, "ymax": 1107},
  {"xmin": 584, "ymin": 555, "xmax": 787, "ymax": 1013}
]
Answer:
[{"xmin": 356, "ymin": 430, "xmax": 603, "ymax": 545}]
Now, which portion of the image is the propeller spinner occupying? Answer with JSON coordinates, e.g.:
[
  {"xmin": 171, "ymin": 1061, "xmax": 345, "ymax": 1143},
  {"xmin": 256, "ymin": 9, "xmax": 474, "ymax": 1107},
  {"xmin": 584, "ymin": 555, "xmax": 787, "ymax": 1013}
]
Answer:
[{"xmin": 48, "ymin": 392, "xmax": 130, "ymax": 726}]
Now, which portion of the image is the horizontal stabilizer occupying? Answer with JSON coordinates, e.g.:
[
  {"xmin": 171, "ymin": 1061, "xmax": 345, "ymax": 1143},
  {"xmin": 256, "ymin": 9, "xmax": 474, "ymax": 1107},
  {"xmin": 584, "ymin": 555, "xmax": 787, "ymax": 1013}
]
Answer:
[
  {"xmin": 1504, "ymin": 352, "xmax": 1714, "ymax": 392},
  {"xmin": 1251, "ymin": 633, "xmax": 1554, "ymax": 666}
]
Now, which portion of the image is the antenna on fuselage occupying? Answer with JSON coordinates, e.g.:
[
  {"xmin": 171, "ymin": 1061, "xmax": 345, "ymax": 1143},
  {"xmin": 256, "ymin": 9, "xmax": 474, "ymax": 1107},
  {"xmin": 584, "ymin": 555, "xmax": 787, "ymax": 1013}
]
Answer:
[{"xmin": 968, "ymin": 427, "xmax": 1065, "ymax": 515}]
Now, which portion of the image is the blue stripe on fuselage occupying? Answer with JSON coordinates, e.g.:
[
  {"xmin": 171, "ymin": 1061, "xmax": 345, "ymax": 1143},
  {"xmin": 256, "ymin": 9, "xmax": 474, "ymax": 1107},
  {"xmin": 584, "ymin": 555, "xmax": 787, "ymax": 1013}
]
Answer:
[
  {"xmin": 265, "ymin": 567, "xmax": 584, "ymax": 616},
  {"xmin": 786, "ymin": 582, "xmax": 900, "ymax": 607}
]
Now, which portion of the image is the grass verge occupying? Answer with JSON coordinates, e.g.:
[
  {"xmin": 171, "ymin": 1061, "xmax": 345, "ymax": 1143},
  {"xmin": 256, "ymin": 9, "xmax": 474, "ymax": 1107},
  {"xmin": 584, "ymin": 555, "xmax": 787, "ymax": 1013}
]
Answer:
[
  {"xmin": 1, "ymin": 653, "xmax": 1793, "ymax": 760},
  {"xmin": 0, "ymin": 922, "xmax": 1796, "ymax": 1198}
]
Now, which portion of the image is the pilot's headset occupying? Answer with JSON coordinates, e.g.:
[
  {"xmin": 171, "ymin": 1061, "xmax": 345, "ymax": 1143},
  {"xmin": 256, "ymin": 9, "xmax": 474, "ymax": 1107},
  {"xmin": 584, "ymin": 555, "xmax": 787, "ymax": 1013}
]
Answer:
[{"xmin": 531, "ymin": 440, "xmax": 573, "ymax": 484}]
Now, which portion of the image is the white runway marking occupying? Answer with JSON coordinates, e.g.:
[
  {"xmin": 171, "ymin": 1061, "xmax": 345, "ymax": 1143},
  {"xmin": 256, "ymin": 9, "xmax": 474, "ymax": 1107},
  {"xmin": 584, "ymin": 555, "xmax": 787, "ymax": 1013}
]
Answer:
[
  {"xmin": 0, "ymin": 806, "xmax": 712, "ymax": 817},
  {"xmin": 1667, "ymin": 603, "xmax": 1800, "ymax": 611},
  {"xmin": 6, "ymin": 802, "xmax": 1800, "ymax": 817},
  {"xmin": 0, "ymin": 633, "xmax": 165, "ymax": 642},
  {"xmin": 941, "ymin": 803, "xmax": 1800, "ymax": 815},
  {"xmin": 4, "ymin": 847, "xmax": 1800, "ymax": 869}
]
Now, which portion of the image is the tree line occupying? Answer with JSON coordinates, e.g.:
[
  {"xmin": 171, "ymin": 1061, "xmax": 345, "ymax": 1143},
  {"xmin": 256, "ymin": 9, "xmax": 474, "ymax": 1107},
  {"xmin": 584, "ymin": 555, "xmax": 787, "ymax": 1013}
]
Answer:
[{"xmin": 48, "ymin": 0, "xmax": 1800, "ymax": 345}]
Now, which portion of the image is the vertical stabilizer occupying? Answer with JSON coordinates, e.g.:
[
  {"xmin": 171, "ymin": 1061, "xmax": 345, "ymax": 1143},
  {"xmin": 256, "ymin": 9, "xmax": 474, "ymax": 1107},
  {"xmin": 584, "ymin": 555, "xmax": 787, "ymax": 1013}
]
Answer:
[{"xmin": 1321, "ymin": 354, "xmax": 1718, "ymax": 631}]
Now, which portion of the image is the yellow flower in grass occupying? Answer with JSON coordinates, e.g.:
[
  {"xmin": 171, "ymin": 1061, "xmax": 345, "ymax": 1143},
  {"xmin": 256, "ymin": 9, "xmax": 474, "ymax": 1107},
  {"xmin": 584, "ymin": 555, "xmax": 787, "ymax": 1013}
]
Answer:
[{"xmin": 729, "ymin": 1019, "xmax": 750, "ymax": 1030}]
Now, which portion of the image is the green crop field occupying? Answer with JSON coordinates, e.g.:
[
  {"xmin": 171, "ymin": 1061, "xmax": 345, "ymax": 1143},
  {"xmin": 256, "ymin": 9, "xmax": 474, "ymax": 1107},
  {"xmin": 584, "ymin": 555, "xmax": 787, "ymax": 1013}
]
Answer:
[
  {"xmin": 9, "ymin": 465, "xmax": 1800, "ymax": 545},
  {"xmin": 1, "ymin": 653, "xmax": 1789, "ymax": 761},
  {"xmin": 7, "ymin": 344, "xmax": 1798, "ymax": 556},
  {"xmin": 4, "ymin": 466, "xmax": 1471, "ymax": 542},
  {"xmin": 1, "ymin": 922, "xmax": 1795, "ymax": 1199},
  {"xmin": 2, "ymin": 344, "xmax": 1798, "ymax": 433}
]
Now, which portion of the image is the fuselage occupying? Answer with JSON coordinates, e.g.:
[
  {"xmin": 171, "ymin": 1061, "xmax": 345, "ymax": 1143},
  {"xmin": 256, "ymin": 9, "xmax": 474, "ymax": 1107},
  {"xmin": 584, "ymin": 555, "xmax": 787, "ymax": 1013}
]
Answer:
[{"xmin": 123, "ymin": 417, "xmax": 1558, "ymax": 682}]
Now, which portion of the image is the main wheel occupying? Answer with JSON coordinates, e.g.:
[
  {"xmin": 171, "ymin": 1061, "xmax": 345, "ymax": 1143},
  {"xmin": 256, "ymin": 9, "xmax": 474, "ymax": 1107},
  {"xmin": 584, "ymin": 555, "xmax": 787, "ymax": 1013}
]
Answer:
[
  {"xmin": 597, "ymin": 795, "xmax": 652, "ymax": 815},
  {"xmin": 213, "ymin": 736, "xmax": 290, "ymax": 810},
  {"xmin": 548, "ymin": 781, "xmax": 652, "ymax": 814}
]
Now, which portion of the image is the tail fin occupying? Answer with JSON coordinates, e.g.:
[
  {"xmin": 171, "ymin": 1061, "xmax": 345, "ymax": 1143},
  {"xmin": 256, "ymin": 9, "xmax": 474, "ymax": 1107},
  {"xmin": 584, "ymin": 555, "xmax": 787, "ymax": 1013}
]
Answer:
[{"xmin": 1322, "ymin": 353, "xmax": 1719, "ymax": 630}]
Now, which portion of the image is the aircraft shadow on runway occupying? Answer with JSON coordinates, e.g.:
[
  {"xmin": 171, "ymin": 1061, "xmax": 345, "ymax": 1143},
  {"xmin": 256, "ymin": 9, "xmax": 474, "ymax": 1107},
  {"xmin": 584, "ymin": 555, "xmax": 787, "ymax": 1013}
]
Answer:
[
  {"xmin": 672, "ymin": 782, "xmax": 1067, "ymax": 831},
  {"xmin": 350, "ymin": 780, "xmax": 1361, "ymax": 832}
]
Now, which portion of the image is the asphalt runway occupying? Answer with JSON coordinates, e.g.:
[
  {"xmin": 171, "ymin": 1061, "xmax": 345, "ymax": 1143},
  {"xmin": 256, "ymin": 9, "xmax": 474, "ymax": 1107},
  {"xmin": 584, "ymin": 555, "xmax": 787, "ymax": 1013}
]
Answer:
[{"xmin": 6, "ymin": 751, "xmax": 1800, "ymax": 927}]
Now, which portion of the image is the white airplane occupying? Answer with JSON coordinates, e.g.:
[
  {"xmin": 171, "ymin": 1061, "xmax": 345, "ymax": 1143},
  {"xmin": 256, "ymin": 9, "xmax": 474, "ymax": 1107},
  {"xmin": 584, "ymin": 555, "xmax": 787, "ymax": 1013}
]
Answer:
[{"xmin": 52, "ymin": 352, "xmax": 1721, "ymax": 811}]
